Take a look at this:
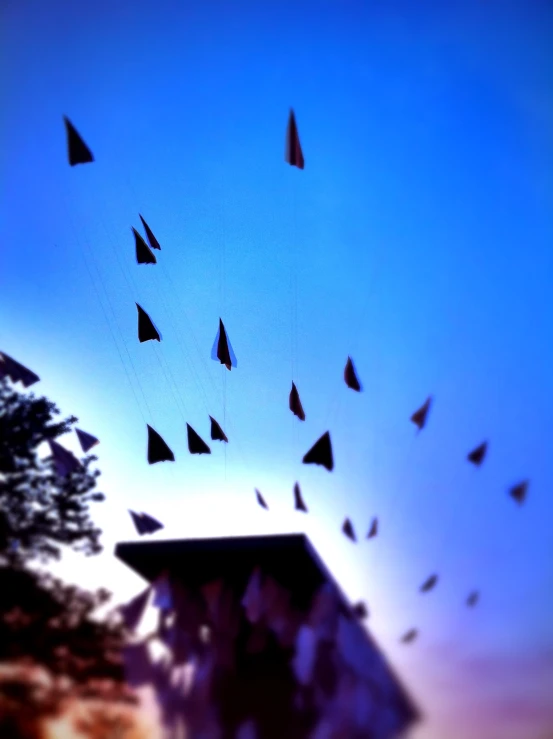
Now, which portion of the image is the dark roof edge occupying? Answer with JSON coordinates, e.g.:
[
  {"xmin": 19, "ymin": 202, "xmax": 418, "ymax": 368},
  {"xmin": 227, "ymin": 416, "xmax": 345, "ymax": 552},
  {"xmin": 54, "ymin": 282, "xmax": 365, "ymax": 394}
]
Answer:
[{"xmin": 114, "ymin": 533, "xmax": 420, "ymax": 723}]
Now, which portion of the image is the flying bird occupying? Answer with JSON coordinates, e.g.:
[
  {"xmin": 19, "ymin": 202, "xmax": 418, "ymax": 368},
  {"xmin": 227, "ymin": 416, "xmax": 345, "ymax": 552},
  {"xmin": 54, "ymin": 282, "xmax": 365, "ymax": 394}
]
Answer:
[
  {"xmin": 133, "ymin": 227, "xmax": 157, "ymax": 264},
  {"xmin": 344, "ymin": 356, "xmax": 362, "ymax": 392},
  {"xmin": 467, "ymin": 441, "xmax": 488, "ymax": 466},
  {"xmin": 255, "ymin": 489, "xmax": 269, "ymax": 510},
  {"xmin": 342, "ymin": 518, "xmax": 357, "ymax": 542},
  {"xmin": 285, "ymin": 109, "xmax": 304, "ymax": 170},
  {"xmin": 289, "ymin": 382, "xmax": 305, "ymax": 421},
  {"xmin": 0, "ymin": 352, "xmax": 40, "ymax": 387},
  {"xmin": 129, "ymin": 510, "xmax": 164, "ymax": 535},
  {"xmin": 400, "ymin": 629, "xmax": 418, "ymax": 644},
  {"xmin": 136, "ymin": 303, "xmax": 161, "ymax": 342},
  {"xmin": 63, "ymin": 116, "xmax": 94, "ymax": 166},
  {"xmin": 351, "ymin": 601, "xmax": 369, "ymax": 620},
  {"xmin": 509, "ymin": 480, "xmax": 528, "ymax": 505},
  {"xmin": 209, "ymin": 416, "xmax": 228, "ymax": 443},
  {"xmin": 48, "ymin": 440, "xmax": 82, "ymax": 477},
  {"xmin": 410, "ymin": 396, "xmax": 432, "ymax": 431},
  {"xmin": 139, "ymin": 214, "xmax": 161, "ymax": 250},
  {"xmin": 147, "ymin": 424, "xmax": 175, "ymax": 464},
  {"xmin": 186, "ymin": 424, "xmax": 211, "ymax": 455},
  {"xmin": 293, "ymin": 482, "xmax": 308, "ymax": 512},
  {"xmin": 366, "ymin": 518, "xmax": 378, "ymax": 539},
  {"xmin": 466, "ymin": 591, "xmax": 479, "ymax": 607},
  {"xmin": 419, "ymin": 574, "xmax": 438, "ymax": 593},
  {"xmin": 75, "ymin": 428, "xmax": 99, "ymax": 453},
  {"xmin": 302, "ymin": 431, "xmax": 333, "ymax": 471},
  {"xmin": 211, "ymin": 319, "xmax": 237, "ymax": 370}
]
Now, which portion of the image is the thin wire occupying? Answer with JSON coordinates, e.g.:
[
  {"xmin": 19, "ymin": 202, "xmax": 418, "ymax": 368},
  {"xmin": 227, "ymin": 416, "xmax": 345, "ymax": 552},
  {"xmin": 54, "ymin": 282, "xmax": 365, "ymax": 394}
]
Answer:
[
  {"xmin": 97, "ymin": 215, "xmax": 192, "ymax": 436},
  {"xmin": 90, "ymin": 200, "xmax": 194, "ymax": 445},
  {"xmin": 115, "ymin": 154, "xmax": 262, "ymax": 488},
  {"xmin": 295, "ymin": 174, "xmax": 301, "ymax": 458},
  {"xmin": 156, "ymin": 259, "xmax": 222, "ymax": 407},
  {"xmin": 103, "ymin": 221, "xmax": 142, "ymax": 300},
  {"xmin": 87, "ymin": 173, "xmax": 194, "ymax": 432},
  {"xmin": 220, "ymin": 188, "xmax": 227, "ymax": 481},
  {"xmin": 290, "ymin": 180, "xmax": 295, "ymax": 383},
  {"xmin": 95, "ymin": 209, "xmax": 182, "ymax": 486},
  {"xmin": 291, "ymin": 169, "xmax": 301, "ymax": 458},
  {"xmin": 323, "ymin": 241, "xmax": 387, "ymax": 431},
  {"xmin": 63, "ymin": 194, "xmax": 155, "ymax": 424},
  {"xmin": 82, "ymin": 243, "xmax": 157, "ymax": 427},
  {"xmin": 80, "ymin": 245, "xmax": 148, "ymax": 425},
  {"xmin": 65, "ymin": 159, "xmax": 186, "ymax": 491},
  {"xmin": 150, "ymin": 267, "xmax": 213, "ymax": 413},
  {"xmin": 223, "ymin": 366, "xmax": 227, "ymax": 482},
  {"xmin": 152, "ymin": 343, "xmax": 189, "ymax": 422},
  {"xmin": 152, "ymin": 215, "xmax": 249, "ymax": 471}
]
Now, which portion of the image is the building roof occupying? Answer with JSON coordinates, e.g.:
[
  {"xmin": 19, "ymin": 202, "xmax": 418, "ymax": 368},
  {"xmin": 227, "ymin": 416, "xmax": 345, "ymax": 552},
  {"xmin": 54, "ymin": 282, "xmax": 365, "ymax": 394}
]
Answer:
[{"xmin": 115, "ymin": 532, "xmax": 420, "ymax": 729}]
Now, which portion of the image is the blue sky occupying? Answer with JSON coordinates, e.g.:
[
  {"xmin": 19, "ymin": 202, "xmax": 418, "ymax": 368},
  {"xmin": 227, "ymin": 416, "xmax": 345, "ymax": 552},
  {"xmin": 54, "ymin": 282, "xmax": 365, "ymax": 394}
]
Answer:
[{"xmin": 1, "ymin": 1, "xmax": 552, "ymax": 737}]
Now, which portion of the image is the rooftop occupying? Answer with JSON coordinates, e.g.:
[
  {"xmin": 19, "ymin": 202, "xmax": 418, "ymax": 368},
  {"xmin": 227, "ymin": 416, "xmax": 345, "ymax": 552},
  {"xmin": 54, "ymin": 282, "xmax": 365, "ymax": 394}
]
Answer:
[{"xmin": 115, "ymin": 532, "xmax": 420, "ymax": 731}]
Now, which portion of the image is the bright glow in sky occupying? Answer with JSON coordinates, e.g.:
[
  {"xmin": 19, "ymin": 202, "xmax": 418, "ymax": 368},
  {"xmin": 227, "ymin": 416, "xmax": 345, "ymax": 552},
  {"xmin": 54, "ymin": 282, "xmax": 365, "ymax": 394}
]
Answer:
[{"xmin": 1, "ymin": 1, "xmax": 552, "ymax": 737}]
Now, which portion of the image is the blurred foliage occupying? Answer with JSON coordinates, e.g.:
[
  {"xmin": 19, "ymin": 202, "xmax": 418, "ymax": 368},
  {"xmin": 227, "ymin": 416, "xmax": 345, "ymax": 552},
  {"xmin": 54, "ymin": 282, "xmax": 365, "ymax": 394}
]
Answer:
[
  {"xmin": 0, "ymin": 376, "xmax": 133, "ymax": 736},
  {"xmin": 0, "ymin": 377, "xmax": 104, "ymax": 568},
  {"xmin": 0, "ymin": 568, "xmax": 125, "ymax": 684}
]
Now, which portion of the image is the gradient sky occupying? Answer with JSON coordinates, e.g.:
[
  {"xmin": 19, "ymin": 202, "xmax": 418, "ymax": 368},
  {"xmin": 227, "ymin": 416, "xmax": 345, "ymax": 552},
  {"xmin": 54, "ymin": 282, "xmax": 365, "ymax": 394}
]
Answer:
[{"xmin": 1, "ymin": 1, "xmax": 552, "ymax": 737}]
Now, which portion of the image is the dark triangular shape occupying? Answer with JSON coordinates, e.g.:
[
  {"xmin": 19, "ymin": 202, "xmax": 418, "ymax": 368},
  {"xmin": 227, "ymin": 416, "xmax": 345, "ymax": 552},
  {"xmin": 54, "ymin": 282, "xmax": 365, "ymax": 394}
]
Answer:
[
  {"xmin": 129, "ymin": 510, "xmax": 149, "ymax": 535},
  {"xmin": 139, "ymin": 214, "xmax": 161, "ymax": 250},
  {"xmin": 466, "ymin": 590, "xmax": 479, "ymax": 607},
  {"xmin": 133, "ymin": 227, "xmax": 157, "ymax": 264},
  {"xmin": 351, "ymin": 601, "xmax": 368, "ymax": 620},
  {"xmin": 186, "ymin": 423, "xmax": 211, "ymax": 455},
  {"xmin": 211, "ymin": 320, "xmax": 237, "ymax": 369},
  {"xmin": 119, "ymin": 586, "xmax": 151, "ymax": 631},
  {"xmin": 285, "ymin": 109, "xmax": 304, "ymax": 170},
  {"xmin": 147, "ymin": 424, "xmax": 175, "ymax": 464},
  {"xmin": 367, "ymin": 517, "xmax": 378, "ymax": 539},
  {"xmin": 509, "ymin": 480, "xmax": 528, "ymax": 505},
  {"xmin": 136, "ymin": 303, "xmax": 161, "ymax": 342},
  {"xmin": 467, "ymin": 441, "xmax": 488, "ymax": 466},
  {"xmin": 293, "ymin": 482, "xmax": 308, "ymax": 512},
  {"xmin": 289, "ymin": 382, "xmax": 305, "ymax": 421},
  {"xmin": 302, "ymin": 431, "xmax": 333, "ymax": 471},
  {"xmin": 75, "ymin": 428, "xmax": 99, "ymax": 453},
  {"xmin": 0, "ymin": 352, "xmax": 40, "ymax": 387},
  {"xmin": 255, "ymin": 489, "xmax": 268, "ymax": 510},
  {"xmin": 140, "ymin": 511, "xmax": 164, "ymax": 534},
  {"xmin": 419, "ymin": 574, "xmax": 438, "ymax": 593},
  {"xmin": 344, "ymin": 356, "xmax": 362, "ymax": 392},
  {"xmin": 48, "ymin": 440, "xmax": 82, "ymax": 477},
  {"xmin": 410, "ymin": 396, "xmax": 432, "ymax": 430},
  {"xmin": 400, "ymin": 628, "xmax": 418, "ymax": 644},
  {"xmin": 63, "ymin": 116, "xmax": 94, "ymax": 166},
  {"xmin": 342, "ymin": 517, "xmax": 356, "ymax": 542},
  {"xmin": 209, "ymin": 415, "xmax": 228, "ymax": 443},
  {"xmin": 217, "ymin": 319, "xmax": 232, "ymax": 370}
]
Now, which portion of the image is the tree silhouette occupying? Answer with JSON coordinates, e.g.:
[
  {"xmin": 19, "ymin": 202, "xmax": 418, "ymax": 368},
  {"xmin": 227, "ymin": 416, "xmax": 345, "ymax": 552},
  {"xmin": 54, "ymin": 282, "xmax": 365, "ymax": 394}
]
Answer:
[
  {"xmin": 0, "ymin": 377, "xmax": 104, "ymax": 568},
  {"xmin": 0, "ymin": 375, "xmax": 131, "ymax": 736}
]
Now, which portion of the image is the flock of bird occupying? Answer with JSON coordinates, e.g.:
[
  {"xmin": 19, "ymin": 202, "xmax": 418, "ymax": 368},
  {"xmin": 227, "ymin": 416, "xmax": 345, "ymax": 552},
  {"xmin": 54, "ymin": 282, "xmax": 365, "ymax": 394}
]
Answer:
[{"xmin": 0, "ymin": 108, "xmax": 530, "ymax": 646}]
